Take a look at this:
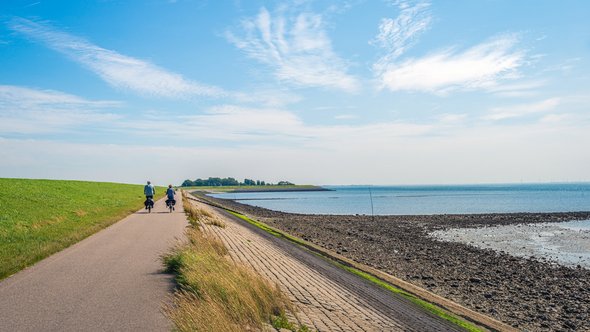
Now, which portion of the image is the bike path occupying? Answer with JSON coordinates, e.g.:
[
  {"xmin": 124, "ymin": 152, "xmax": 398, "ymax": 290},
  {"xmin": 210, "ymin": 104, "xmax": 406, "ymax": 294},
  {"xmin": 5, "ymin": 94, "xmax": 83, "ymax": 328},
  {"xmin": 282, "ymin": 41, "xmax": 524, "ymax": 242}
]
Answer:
[{"xmin": 0, "ymin": 195, "xmax": 187, "ymax": 332}]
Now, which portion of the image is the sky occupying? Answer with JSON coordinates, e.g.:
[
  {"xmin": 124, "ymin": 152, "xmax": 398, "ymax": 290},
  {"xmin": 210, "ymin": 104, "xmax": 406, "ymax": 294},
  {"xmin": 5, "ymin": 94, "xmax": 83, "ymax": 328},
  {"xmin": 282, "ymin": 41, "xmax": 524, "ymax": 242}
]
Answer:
[{"xmin": 1, "ymin": 0, "xmax": 589, "ymax": 185}]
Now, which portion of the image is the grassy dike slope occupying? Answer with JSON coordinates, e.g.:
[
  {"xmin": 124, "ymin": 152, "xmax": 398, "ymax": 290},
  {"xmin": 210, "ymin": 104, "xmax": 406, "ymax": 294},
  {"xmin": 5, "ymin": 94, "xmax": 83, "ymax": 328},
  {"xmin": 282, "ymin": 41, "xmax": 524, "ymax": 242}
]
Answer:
[
  {"xmin": 0, "ymin": 178, "xmax": 164, "ymax": 280},
  {"xmin": 163, "ymin": 194, "xmax": 309, "ymax": 331}
]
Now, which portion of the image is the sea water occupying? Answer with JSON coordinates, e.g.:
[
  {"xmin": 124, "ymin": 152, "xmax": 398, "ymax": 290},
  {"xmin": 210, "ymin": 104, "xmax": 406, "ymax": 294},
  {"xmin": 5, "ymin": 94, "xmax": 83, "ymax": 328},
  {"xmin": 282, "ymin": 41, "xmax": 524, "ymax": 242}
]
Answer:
[{"xmin": 209, "ymin": 183, "xmax": 590, "ymax": 215}]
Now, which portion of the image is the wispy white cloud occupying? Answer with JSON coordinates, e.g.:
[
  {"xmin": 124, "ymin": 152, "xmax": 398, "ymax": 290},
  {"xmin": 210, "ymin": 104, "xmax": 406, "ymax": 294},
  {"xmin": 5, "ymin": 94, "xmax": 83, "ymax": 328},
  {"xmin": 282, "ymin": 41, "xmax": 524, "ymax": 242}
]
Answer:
[
  {"xmin": 233, "ymin": 88, "xmax": 302, "ymax": 107},
  {"xmin": 3, "ymin": 115, "xmax": 590, "ymax": 185},
  {"xmin": 116, "ymin": 105, "xmax": 307, "ymax": 143},
  {"xmin": 0, "ymin": 85, "xmax": 121, "ymax": 108},
  {"xmin": 183, "ymin": 105, "xmax": 305, "ymax": 141},
  {"xmin": 485, "ymin": 80, "xmax": 546, "ymax": 98},
  {"xmin": 483, "ymin": 97, "xmax": 560, "ymax": 121},
  {"xmin": 325, "ymin": 0, "xmax": 365, "ymax": 15},
  {"xmin": 372, "ymin": 0, "xmax": 432, "ymax": 61},
  {"xmin": 118, "ymin": 104, "xmax": 434, "ymax": 146},
  {"xmin": 0, "ymin": 85, "xmax": 121, "ymax": 134},
  {"xmin": 197, "ymin": 105, "xmax": 301, "ymax": 128},
  {"xmin": 0, "ymin": 83, "xmax": 434, "ymax": 144},
  {"xmin": 437, "ymin": 113, "xmax": 467, "ymax": 124},
  {"xmin": 23, "ymin": 2, "xmax": 41, "ymax": 8},
  {"xmin": 371, "ymin": 1, "xmax": 531, "ymax": 95},
  {"xmin": 226, "ymin": 7, "xmax": 359, "ymax": 92},
  {"xmin": 542, "ymin": 57, "xmax": 582, "ymax": 74},
  {"xmin": 376, "ymin": 34, "xmax": 526, "ymax": 94},
  {"xmin": 334, "ymin": 114, "xmax": 358, "ymax": 120},
  {"xmin": 8, "ymin": 17, "xmax": 226, "ymax": 98},
  {"xmin": 538, "ymin": 113, "xmax": 572, "ymax": 124}
]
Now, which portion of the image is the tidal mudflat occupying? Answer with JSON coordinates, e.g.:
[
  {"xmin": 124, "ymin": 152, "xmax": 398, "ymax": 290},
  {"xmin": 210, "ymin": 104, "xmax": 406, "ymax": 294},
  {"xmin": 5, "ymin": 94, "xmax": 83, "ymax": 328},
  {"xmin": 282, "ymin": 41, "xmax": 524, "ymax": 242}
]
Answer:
[{"xmin": 431, "ymin": 220, "xmax": 590, "ymax": 269}]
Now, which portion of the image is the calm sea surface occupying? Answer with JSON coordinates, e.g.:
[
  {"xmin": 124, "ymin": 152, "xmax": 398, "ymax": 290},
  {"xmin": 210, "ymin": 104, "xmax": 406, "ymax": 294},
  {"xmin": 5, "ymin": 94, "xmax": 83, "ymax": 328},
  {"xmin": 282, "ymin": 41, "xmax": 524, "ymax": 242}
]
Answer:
[{"xmin": 209, "ymin": 183, "xmax": 590, "ymax": 215}]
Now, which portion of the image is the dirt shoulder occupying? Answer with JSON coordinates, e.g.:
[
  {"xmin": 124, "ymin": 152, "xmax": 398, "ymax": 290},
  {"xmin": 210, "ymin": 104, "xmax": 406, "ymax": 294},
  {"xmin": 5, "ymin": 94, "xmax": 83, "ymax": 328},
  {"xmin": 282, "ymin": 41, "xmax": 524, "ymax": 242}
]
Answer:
[{"xmin": 197, "ymin": 192, "xmax": 590, "ymax": 332}]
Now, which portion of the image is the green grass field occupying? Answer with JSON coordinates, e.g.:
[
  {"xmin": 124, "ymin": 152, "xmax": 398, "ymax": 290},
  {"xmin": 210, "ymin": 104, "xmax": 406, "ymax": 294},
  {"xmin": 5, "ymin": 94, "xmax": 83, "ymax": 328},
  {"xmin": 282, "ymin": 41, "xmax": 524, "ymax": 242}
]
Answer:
[{"xmin": 0, "ymin": 178, "xmax": 164, "ymax": 280}]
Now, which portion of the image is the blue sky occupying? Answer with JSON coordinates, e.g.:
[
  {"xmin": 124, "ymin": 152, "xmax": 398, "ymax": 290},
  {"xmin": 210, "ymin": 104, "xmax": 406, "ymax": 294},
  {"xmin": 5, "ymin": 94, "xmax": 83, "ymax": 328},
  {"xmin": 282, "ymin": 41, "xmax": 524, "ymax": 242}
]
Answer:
[{"xmin": 1, "ymin": 0, "xmax": 589, "ymax": 185}]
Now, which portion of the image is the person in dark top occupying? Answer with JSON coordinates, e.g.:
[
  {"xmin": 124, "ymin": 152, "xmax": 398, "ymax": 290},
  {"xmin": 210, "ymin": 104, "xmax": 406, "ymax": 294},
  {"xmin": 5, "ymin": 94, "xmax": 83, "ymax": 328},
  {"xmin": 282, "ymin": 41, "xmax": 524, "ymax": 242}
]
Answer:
[
  {"xmin": 166, "ymin": 184, "xmax": 176, "ymax": 210},
  {"xmin": 144, "ymin": 181, "xmax": 155, "ymax": 199},
  {"xmin": 144, "ymin": 181, "xmax": 155, "ymax": 209}
]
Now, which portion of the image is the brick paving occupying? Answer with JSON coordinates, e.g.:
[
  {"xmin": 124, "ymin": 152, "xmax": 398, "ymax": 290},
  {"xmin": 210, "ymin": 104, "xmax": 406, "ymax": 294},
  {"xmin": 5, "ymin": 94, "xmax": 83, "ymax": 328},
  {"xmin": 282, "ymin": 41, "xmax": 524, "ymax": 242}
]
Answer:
[{"xmin": 191, "ymin": 199, "xmax": 465, "ymax": 332}]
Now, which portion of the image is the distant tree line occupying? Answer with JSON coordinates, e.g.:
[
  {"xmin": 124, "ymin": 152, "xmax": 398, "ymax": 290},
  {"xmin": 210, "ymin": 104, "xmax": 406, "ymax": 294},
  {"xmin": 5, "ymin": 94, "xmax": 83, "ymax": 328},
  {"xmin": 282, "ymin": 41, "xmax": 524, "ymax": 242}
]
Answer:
[{"xmin": 181, "ymin": 177, "xmax": 294, "ymax": 187}]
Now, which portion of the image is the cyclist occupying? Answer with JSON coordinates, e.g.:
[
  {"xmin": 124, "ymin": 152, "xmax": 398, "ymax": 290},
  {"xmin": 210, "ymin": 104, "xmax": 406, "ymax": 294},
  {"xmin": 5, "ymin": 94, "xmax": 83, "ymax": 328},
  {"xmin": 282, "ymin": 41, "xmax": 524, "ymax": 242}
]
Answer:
[
  {"xmin": 166, "ymin": 184, "xmax": 176, "ymax": 210},
  {"xmin": 144, "ymin": 181, "xmax": 155, "ymax": 209}
]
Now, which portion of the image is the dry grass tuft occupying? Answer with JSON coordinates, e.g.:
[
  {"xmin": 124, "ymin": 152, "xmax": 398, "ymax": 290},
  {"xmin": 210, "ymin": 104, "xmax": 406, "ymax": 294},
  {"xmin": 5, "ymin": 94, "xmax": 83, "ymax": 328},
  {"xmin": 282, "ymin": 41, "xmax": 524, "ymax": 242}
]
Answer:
[
  {"xmin": 74, "ymin": 209, "xmax": 87, "ymax": 217},
  {"xmin": 163, "ymin": 225, "xmax": 290, "ymax": 331},
  {"xmin": 203, "ymin": 215, "xmax": 226, "ymax": 228},
  {"xmin": 182, "ymin": 193, "xmax": 226, "ymax": 228}
]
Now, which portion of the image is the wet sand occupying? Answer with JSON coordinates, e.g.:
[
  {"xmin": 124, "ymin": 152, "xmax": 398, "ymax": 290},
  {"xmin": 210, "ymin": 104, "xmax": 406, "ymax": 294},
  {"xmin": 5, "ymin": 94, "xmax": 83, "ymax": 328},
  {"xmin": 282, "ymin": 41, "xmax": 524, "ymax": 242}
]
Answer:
[
  {"xmin": 196, "ymin": 192, "xmax": 590, "ymax": 331},
  {"xmin": 432, "ymin": 220, "xmax": 590, "ymax": 269}
]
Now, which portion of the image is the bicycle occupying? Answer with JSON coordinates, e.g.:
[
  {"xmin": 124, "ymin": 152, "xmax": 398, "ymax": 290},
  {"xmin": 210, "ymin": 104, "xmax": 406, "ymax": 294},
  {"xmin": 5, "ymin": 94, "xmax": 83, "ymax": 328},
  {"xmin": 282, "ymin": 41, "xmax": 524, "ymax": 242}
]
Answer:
[
  {"xmin": 166, "ymin": 199, "xmax": 175, "ymax": 213},
  {"xmin": 145, "ymin": 197, "xmax": 154, "ymax": 213}
]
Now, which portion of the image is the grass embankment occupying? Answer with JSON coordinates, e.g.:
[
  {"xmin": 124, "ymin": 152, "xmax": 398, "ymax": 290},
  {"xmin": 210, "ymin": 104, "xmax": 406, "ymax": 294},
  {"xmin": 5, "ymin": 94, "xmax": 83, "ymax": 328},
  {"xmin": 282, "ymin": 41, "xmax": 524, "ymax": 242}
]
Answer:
[
  {"xmin": 338, "ymin": 265, "xmax": 482, "ymax": 332},
  {"xmin": 0, "ymin": 178, "xmax": 164, "ymax": 280},
  {"xmin": 163, "ymin": 195, "xmax": 308, "ymax": 332}
]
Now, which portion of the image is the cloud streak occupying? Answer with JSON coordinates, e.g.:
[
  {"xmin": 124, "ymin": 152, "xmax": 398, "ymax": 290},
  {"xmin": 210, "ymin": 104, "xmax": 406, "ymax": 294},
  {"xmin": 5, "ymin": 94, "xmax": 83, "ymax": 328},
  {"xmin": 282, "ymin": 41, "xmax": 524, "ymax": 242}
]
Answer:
[
  {"xmin": 117, "ymin": 104, "xmax": 434, "ymax": 147},
  {"xmin": 372, "ymin": 0, "xmax": 432, "ymax": 61},
  {"xmin": 485, "ymin": 80, "xmax": 546, "ymax": 98},
  {"xmin": 3, "ymin": 115, "xmax": 590, "ymax": 186},
  {"xmin": 226, "ymin": 7, "xmax": 359, "ymax": 92},
  {"xmin": 376, "ymin": 34, "xmax": 526, "ymax": 93},
  {"xmin": 371, "ymin": 2, "xmax": 529, "ymax": 95},
  {"xmin": 8, "ymin": 17, "xmax": 226, "ymax": 98},
  {"xmin": 0, "ymin": 85, "xmax": 433, "ymax": 145},
  {"xmin": 0, "ymin": 85, "xmax": 121, "ymax": 134},
  {"xmin": 483, "ymin": 98, "xmax": 560, "ymax": 121}
]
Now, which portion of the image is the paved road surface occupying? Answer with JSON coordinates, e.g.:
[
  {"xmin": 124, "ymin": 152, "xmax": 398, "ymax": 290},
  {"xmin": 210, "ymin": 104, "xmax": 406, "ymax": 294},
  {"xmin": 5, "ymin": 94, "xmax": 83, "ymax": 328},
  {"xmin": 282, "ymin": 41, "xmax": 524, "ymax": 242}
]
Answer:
[
  {"xmin": 0, "ymin": 195, "xmax": 187, "ymax": 332},
  {"xmin": 193, "ymin": 198, "xmax": 466, "ymax": 332},
  {"xmin": 1, "ymin": 190, "xmax": 469, "ymax": 332}
]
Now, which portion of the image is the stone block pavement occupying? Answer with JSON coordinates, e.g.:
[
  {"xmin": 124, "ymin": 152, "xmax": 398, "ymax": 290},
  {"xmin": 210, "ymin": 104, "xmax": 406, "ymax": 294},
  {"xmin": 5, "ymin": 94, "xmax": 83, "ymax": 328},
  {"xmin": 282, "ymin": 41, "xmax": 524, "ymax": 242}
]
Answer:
[{"xmin": 191, "ymin": 199, "xmax": 465, "ymax": 332}]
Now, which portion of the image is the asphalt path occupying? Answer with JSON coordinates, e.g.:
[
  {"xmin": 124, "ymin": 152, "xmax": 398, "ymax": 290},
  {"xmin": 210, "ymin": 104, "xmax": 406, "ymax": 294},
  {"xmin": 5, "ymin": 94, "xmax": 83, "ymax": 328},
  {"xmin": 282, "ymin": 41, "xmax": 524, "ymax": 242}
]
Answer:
[{"xmin": 0, "ymin": 195, "xmax": 187, "ymax": 332}]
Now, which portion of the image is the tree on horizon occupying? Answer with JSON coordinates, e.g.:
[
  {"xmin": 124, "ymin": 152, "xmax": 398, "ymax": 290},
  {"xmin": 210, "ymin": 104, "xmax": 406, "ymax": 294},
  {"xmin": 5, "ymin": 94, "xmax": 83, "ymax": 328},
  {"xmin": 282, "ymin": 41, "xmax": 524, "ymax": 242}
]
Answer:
[{"xmin": 180, "ymin": 177, "xmax": 288, "ymax": 187}]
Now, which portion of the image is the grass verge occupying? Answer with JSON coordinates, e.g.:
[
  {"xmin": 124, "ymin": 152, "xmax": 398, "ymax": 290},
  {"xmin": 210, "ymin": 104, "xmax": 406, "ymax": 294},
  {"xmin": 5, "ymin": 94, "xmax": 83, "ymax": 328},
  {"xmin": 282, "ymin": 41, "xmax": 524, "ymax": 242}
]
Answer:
[
  {"xmin": 162, "ymin": 198, "xmax": 308, "ymax": 331},
  {"xmin": 0, "ymin": 178, "xmax": 164, "ymax": 280},
  {"xmin": 182, "ymin": 194, "xmax": 225, "ymax": 228},
  {"xmin": 227, "ymin": 211, "xmax": 306, "ymax": 246},
  {"xmin": 226, "ymin": 209, "xmax": 483, "ymax": 332},
  {"xmin": 337, "ymin": 264, "xmax": 482, "ymax": 332}
]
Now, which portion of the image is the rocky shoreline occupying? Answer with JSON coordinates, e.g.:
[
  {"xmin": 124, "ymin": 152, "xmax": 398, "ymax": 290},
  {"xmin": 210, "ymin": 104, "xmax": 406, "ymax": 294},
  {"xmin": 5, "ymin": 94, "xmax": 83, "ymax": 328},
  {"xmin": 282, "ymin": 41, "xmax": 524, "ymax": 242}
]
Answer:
[{"xmin": 195, "ymin": 192, "xmax": 590, "ymax": 331}]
